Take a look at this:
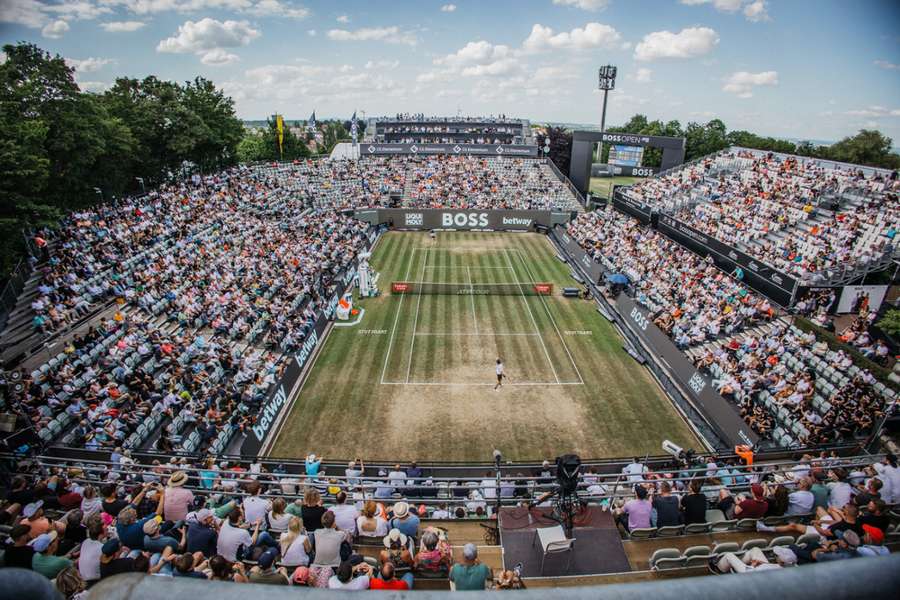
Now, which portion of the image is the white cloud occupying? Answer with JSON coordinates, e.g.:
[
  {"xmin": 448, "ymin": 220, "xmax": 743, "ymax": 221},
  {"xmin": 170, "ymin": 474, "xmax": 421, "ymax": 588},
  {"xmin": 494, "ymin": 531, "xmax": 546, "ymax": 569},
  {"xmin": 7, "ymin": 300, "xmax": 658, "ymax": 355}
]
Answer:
[
  {"xmin": 98, "ymin": 0, "xmax": 308, "ymax": 19},
  {"xmin": 743, "ymin": 0, "xmax": 770, "ymax": 22},
  {"xmin": 336, "ymin": 14, "xmax": 349, "ymax": 23},
  {"xmin": 874, "ymin": 59, "xmax": 900, "ymax": 71},
  {"xmin": 552, "ymin": 0, "xmax": 610, "ymax": 11},
  {"xmin": 435, "ymin": 40, "xmax": 512, "ymax": 68},
  {"xmin": 100, "ymin": 20, "xmax": 146, "ymax": 31},
  {"xmin": 845, "ymin": 106, "xmax": 900, "ymax": 118},
  {"xmin": 633, "ymin": 67, "xmax": 652, "ymax": 83},
  {"xmin": 42, "ymin": 19, "xmax": 70, "ymax": 38},
  {"xmin": 634, "ymin": 27, "xmax": 719, "ymax": 61},
  {"xmin": 246, "ymin": 0, "xmax": 309, "ymax": 19},
  {"xmin": 522, "ymin": 22, "xmax": 622, "ymax": 53},
  {"xmin": 44, "ymin": 1, "xmax": 112, "ymax": 20},
  {"xmin": 0, "ymin": 0, "xmax": 48, "ymax": 28},
  {"xmin": 680, "ymin": 0, "xmax": 742, "ymax": 11},
  {"xmin": 440, "ymin": 3, "xmax": 456, "ymax": 12},
  {"xmin": 460, "ymin": 58, "xmax": 521, "ymax": 77},
  {"xmin": 364, "ymin": 59, "xmax": 400, "ymax": 70},
  {"xmin": 722, "ymin": 70, "xmax": 778, "ymax": 98},
  {"xmin": 157, "ymin": 18, "xmax": 260, "ymax": 59},
  {"xmin": 79, "ymin": 80, "xmax": 111, "ymax": 92},
  {"xmin": 326, "ymin": 26, "xmax": 417, "ymax": 46},
  {"xmin": 200, "ymin": 48, "xmax": 239, "ymax": 65},
  {"xmin": 65, "ymin": 56, "xmax": 114, "ymax": 72}
]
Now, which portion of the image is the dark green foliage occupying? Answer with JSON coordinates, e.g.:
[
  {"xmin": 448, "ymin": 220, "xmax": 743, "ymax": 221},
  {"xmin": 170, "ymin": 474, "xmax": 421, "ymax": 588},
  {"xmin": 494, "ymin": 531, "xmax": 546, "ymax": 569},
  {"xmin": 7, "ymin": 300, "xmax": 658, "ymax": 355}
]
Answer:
[{"xmin": 0, "ymin": 42, "xmax": 244, "ymax": 277}]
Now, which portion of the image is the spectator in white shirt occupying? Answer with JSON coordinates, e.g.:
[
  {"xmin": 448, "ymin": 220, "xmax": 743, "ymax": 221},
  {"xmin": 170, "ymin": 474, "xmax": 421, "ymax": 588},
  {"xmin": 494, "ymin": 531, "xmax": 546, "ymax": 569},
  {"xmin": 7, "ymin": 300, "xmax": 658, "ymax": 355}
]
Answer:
[
  {"xmin": 330, "ymin": 492, "xmax": 359, "ymax": 535},
  {"xmin": 622, "ymin": 458, "xmax": 647, "ymax": 484},
  {"xmin": 242, "ymin": 481, "xmax": 271, "ymax": 526},
  {"xmin": 786, "ymin": 478, "xmax": 815, "ymax": 516}
]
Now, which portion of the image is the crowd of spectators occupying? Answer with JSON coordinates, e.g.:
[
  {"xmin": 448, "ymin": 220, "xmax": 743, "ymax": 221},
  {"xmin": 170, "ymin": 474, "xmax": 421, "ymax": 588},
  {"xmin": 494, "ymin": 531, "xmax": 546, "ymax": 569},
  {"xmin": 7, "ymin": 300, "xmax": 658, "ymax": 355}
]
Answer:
[
  {"xmin": 567, "ymin": 208, "xmax": 774, "ymax": 349},
  {"xmin": 624, "ymin": 150, "xmax": 899, "ymax": 283}
]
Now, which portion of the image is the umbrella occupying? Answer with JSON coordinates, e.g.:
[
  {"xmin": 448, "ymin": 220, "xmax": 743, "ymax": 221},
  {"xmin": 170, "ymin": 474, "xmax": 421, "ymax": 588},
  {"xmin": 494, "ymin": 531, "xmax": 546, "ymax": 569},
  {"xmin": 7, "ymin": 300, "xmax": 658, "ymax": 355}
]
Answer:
[{"xmin": 607, "ymin": 273, "xmax": 629, "ymax": 285}]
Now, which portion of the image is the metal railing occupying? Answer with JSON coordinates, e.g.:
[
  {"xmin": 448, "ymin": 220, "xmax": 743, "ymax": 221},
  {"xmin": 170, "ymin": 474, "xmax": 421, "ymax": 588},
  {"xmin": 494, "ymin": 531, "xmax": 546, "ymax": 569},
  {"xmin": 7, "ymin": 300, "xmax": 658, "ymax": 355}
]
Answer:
[{"xmin": 0, "ymin": 258, "xmax": 33, "ymax": 336}]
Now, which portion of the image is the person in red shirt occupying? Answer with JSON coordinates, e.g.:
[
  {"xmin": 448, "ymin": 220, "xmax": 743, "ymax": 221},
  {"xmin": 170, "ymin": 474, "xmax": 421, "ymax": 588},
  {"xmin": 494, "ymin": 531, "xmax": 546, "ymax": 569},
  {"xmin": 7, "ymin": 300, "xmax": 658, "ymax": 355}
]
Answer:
[
  {"xmin": 733, "ymin": 483, "xmax": 769, "ymax": 519},
  {"xmin": 369, "ymin": 562, "xmax": 413, "ymax": 590}
]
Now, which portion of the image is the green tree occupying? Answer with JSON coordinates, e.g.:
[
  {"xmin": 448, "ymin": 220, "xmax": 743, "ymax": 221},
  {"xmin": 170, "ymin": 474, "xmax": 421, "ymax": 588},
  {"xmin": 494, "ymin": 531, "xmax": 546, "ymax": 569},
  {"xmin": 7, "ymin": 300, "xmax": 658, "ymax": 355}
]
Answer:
[
  {"xmin": 236, "ymin": 130, "xmax": 269, "ymax": 163},
  {"xmin": 826, "ymin": 130, "xmax": 900, "ymax": 169},
  {"xmin": 544, "ymin": 126, "xmax": 572, "ymax": 176}
]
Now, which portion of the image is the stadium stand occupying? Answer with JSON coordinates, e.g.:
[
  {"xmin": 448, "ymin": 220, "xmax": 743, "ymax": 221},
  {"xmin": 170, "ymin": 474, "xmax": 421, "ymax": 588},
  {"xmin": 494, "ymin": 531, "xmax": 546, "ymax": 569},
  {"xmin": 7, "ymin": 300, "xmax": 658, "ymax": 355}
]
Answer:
[{"xmin": 623, "ymin": 148, "xmax": 899, "ymax": 285}]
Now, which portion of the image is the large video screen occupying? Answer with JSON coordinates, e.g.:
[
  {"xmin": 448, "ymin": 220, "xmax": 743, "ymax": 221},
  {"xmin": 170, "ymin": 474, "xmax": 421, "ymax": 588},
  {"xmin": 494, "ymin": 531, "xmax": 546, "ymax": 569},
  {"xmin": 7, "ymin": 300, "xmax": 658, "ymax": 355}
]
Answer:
[{"xmin": 608, "ymin": 145, "xmax": 644, "ymax": 167}]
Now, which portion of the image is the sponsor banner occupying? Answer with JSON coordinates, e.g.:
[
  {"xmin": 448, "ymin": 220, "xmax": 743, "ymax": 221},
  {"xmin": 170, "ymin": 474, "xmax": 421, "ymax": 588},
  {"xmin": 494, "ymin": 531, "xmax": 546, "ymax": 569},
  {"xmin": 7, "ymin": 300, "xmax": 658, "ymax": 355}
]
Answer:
[
  {"xmin": 612, "ymin": 190, "xmax": 652, "ymax": 224},
  {"xmin": 594, "ymin": 165, "xmax": 658, "ymax": 178},
  {"xmin": 656, "ymin": 214, "xmax": 797, "ymax": 307},
  {"xmin": 614, "ymin": 294, "xmax": 760, "ymax": 449},
  {"xmin": 356, "ymin": 209, "xmax": 563, "ymax": 231},
  {"xmin": 837, "ymin": 285, "xmax": 888, "ymax": 314},
  {"xmin": 361, "ymin": 143, "xmax": 538, "ymax": 157},
  {"xmin": 555, "ymin": 227, "xmax": 606, "ymax": 284}
]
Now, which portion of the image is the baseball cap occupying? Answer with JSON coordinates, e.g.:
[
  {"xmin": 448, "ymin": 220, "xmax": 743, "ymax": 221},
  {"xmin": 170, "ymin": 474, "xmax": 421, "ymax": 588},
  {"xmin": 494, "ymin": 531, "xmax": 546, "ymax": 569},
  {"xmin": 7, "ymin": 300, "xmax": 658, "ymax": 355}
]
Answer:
[
  {"xmin": 30, "ymin": 531, "xmax": 58, "ymax": 552},
  {"xmin": 102, "ymin": 538, "xmax": 121, "ymax": 556},
  {"xmin": 862, "ymin": 525, "xmax": 884, "ymax": 545},
  {"xmin": 772, "ymin": 546, "xmax": 797, "ymax": 565},
  {"xmin": 23, "ymin": 500, "xmax": 44, "ymax": 518},
  {"xmin": 257, "ymin": 548, "xmax": 277, "ymax": 569}
]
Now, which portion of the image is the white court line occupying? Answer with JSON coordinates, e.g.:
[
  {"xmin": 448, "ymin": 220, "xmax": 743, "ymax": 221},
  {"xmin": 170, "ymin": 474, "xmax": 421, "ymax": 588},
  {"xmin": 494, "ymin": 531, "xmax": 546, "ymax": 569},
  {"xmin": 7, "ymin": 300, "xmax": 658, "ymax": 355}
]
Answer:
[
  {"xmin": 380, "ymin": 243, "xmax": 416, "ymax": 384},
  {"xmin": 405, "ymin": 246, "xmax": 429, "ymax": 383},
  {"xmin": 381, "ymin": 381, "xmax": 584, "ymax": 386},
  {"xmin": 422, "ymin": 265, "xmax": 514, "ymax": 269},
  {"xmin": 466, "ymin": 265, "xmax": 478, "ymax": 334},
  {"xmin": 514, "ymin": 244, "xmax": 585, "ymax": 385},
  {"xmin": 502, "ymin": 248, "xmax": 560, "ymax": 384},
  {"xmin": 412, "ymin": 332, "xmax": 540, "ymax": 336}
]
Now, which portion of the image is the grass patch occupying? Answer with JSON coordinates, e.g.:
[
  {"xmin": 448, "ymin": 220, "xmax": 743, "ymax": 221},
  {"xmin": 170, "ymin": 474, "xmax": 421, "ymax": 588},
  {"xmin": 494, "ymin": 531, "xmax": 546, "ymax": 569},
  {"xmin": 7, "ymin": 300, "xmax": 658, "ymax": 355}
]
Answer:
[{"xmin": 589, "ymin": 176, "xmax": 641, "ymax": 199}]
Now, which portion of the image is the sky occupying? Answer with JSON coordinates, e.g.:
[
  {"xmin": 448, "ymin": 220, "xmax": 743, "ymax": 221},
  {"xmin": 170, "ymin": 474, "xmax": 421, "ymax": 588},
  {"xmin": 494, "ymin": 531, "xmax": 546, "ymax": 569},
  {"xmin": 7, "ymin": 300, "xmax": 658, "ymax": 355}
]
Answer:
[{"xmin": 1, "ymin": 0, "xmax": 899, "ymax": 143}]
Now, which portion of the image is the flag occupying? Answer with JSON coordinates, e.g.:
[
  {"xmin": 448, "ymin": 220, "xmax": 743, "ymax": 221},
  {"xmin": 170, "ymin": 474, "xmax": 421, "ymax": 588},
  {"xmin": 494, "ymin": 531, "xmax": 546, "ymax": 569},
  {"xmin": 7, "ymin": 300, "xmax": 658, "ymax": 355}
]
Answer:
[
  {"xmin": 275, "ymin": 114, "xmax": 284, "ymax": 158},
  {"xmin": 350, "ymin": 110, "xmax": 358, "ymax": 145},
  {"xmin": 308, "ymin": 110, "xmax": 316, "ymax": 130}
]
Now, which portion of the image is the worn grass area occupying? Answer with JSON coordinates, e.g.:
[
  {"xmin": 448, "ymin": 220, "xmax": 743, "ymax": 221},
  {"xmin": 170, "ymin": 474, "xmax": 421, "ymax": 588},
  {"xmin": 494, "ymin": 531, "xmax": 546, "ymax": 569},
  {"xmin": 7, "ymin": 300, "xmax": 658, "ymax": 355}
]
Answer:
[
  {"xmin": 589, "ymin": 176, "xmax": 641, "ymax": 199},
  {"xmin": 269, "ymin": 231, "xmax": 700, "ymax": 461}
]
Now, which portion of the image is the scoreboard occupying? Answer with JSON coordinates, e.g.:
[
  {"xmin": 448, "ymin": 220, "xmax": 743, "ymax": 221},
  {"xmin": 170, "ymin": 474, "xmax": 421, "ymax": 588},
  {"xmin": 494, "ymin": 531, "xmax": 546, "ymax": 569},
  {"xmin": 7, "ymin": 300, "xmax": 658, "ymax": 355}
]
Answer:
[{"xmin": 608, "ymin": 145, "xmax": 644, "ymax": 167}]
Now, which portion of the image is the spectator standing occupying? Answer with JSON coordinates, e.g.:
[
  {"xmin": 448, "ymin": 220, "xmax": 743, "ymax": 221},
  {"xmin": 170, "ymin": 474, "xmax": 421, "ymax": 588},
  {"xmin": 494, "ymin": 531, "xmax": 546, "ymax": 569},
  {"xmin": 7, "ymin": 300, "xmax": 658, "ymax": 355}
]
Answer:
[{"xmin": 163, "ymin": 471, "xmax": 194, "ymax": 522}]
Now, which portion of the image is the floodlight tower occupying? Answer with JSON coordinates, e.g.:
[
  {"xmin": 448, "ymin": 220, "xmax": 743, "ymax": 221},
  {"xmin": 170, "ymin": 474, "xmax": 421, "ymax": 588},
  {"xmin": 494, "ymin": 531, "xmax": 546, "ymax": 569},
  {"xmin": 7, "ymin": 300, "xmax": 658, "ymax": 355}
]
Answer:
[{"xmin": 596, "ymin": 65, "xmax": 617, "ymax": 164}]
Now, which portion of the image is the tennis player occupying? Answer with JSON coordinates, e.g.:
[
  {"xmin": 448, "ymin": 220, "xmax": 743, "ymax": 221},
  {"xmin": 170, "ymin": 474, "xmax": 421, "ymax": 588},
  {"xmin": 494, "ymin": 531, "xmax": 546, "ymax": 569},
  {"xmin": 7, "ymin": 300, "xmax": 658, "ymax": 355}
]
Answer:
[{"xmin": 494, "ymin": 358, "xmax": 505, "ymax": 390}]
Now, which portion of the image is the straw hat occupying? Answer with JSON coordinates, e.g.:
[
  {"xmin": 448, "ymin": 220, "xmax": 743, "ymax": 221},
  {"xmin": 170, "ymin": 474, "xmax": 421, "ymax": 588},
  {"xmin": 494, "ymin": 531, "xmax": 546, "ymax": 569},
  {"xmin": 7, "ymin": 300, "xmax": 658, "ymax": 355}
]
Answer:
[
  {"xmin": 383, "ymin": 528, "xmax": 408, "ymax": 548},
  {"xmin": 393, "ymin": 501, "xmax": 410, "ymax": 519},
  {"xmin": 168, "ymin": 471, "xmax": 188, "ymax": 487}
]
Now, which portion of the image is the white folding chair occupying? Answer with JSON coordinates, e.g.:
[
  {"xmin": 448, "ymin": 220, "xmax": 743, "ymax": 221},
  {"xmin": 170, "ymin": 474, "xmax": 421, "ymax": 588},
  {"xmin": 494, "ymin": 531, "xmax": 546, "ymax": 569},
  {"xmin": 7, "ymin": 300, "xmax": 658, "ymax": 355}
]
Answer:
[{"xmin": 532, "ymin": 525, "xmax": 576, "ymax": 575}]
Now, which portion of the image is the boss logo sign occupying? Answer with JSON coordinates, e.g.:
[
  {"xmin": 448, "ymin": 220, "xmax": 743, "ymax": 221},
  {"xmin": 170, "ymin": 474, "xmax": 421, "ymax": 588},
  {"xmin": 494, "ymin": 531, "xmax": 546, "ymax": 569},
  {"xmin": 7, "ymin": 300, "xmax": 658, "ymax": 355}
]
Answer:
[
  {"xmin": 629, "ymin": 307, "xmax": 649, "ymax": 331},
  {"xmin": 405, "ymin": 213, "xmax": 423, "ymax": 226},
  {"xmin": 688, "ymin": 372, "xmax": 707, "ymax": 394},
  {"xmin": 631, "ymin": 167, "xmax": 654, "ymax": 177},
  {"xmin": 441, "ymin": 212, "xmax": 489, "ymax": 228}
]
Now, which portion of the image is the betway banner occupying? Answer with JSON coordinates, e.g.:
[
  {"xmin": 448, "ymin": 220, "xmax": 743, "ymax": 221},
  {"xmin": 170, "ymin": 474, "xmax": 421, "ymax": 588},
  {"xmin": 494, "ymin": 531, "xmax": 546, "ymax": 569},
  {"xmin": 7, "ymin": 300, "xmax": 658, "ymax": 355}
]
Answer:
[
  {"xmin": 355, "ymin": 209, "xmax": 574, "ymax": 231},
  {"xmin": 656, "ymin": 214, "xmax": 797, "ymax": 307},
  {"xmin": 361, "ymin": 143, "xmax": 538, "ymax": 157},
  {"xmin": 614, "ymin": 294, "xmax": 760, "ymax": 449}
]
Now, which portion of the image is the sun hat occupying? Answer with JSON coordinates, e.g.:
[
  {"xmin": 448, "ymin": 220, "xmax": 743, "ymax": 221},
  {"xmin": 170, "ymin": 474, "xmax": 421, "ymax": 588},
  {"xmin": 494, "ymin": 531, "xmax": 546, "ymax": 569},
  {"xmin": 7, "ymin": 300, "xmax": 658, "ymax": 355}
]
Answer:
[
  {"xmin": 292, "ymin": 566, "xmax": 310, "ymax": 584},
  {"xmin": 862, "ymin": 525, "xmax": 884, "ymax": 545},
  {"xmin": 30, "ymin": 531, "xmax": 58, "ymax": 552},
  {"xmin": 393, "ymin": 501, "xmax": 410, "ymax": 519},
  {"xmin": 143, "ymin": 519, "xmax": 160, "ymax": 535},
  {"xmin": 383, "ymin": 528, "xmax": 408, "ymax": 548},
  {"xmin": 168, "ymin": 471, "xmax": 188, "ymax": 487},
  {"xmin": 772, "ymin": 546, "xmax": 797, "ymax": 565},
  {"xmin": 23, "ymin": 500, "xmax": 44, "ymax": 518}
]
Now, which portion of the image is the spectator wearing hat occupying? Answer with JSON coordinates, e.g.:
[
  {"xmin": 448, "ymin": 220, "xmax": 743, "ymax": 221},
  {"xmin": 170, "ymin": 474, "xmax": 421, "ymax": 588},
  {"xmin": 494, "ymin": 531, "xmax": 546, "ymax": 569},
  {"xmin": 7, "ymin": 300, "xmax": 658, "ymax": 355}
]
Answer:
[
  {"xmin": 22, "ymin": 500, "xmax": 64, "ymax": 539},
  {"xmin": 449, "ymin": 543, "xmax": 492, "ymax": 591},
  {"xmin": 143, "ymin": 516, "xmax": 182, "ymax": 555},
  {"xmin": 99, "ymin": 539, "xmax": 134, "ymax": 579},
  {"xmin": 115, "ymin": 483, "xmax": 165, "ymax": 551},
  {"xmin": 732, "ymin": 483, "xmax": 769, "ymax": 519},
  {"xmin": 31, "ymin": 531, "xmax": 72, "ymax": 579},
  {"xmin": 857, "ymin": 525, "xmax": 889, "ymax": 557},
  {"xmin": 186, "ymin": 508, "xmax": 218, "ymax": 558},
  {"xmin": 389, "ymin": 501, "xmax": 420, "ymax": 539},
  {"xmin": 4, "ymin": 523, "xmax": 36, "ymax": 570},
  {"xmin": 305, "ymin": 453, "xmax": 323, "ymax": 477},
  {"xmin": 345, "ymin": 459, "xmax": 364, "ymax": 486},
  {"xmin": 248, "ymin": 548, "xmax": 289, "ymax": 585},
  {"xmin": 163, "ymin": 471, "xmax": 194, "ymax": 522},
  {"xmin": 379, "ymin": 528, "xmax": 414, "ymax": 573}
]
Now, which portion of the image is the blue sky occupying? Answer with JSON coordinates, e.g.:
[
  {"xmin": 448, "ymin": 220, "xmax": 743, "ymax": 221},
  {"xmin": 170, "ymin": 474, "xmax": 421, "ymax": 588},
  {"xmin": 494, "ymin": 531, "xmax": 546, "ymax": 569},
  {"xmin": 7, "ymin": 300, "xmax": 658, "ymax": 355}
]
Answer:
[{"xmin": 1, "ymin": 0, "xmax": 899, "ymax": 142}]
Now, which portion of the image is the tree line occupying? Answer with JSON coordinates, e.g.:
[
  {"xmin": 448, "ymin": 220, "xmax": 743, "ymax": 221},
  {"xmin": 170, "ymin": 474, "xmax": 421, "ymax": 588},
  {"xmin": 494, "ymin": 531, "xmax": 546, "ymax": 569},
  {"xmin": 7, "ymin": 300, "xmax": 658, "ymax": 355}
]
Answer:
[
  {"xmin": 542, "ymin": 114, "xmax": 900, "ymax": 177},
  {"xmin": 0, "ymin": 42, "xmax": 245, "ymax": 277}
]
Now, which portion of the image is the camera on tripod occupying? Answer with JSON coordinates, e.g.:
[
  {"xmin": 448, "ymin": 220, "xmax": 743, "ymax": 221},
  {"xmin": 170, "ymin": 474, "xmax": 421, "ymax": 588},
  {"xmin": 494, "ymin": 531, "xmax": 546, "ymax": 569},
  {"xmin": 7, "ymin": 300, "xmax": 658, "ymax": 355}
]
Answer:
[{"xmin": 555, "ymin": 454, "xmax": 582, "ymax": 494}]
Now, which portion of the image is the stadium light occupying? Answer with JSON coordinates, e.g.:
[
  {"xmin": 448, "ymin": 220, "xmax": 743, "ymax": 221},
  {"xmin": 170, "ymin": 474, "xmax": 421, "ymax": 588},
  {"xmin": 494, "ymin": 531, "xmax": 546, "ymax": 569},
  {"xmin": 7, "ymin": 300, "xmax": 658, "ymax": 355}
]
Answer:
[{"xmin": 596, "ymin": 65, "xmax": 617, "ymax": 166}]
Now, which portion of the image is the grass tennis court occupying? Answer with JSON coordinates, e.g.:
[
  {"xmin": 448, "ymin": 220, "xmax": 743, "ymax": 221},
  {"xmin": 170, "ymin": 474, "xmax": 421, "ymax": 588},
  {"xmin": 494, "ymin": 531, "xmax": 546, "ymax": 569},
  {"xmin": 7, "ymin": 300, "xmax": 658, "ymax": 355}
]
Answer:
[{"xmin": 269, "ymin": 231, "xmax": 700, "ymax": 461}]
